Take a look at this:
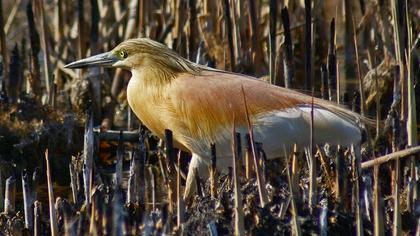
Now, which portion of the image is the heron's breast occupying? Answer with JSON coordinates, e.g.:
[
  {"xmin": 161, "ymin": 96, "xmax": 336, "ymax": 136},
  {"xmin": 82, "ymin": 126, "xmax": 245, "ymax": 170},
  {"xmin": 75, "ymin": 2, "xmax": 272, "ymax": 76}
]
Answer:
[{"xmin": 127, "ymin": 77, "xmax": 165, "ymax": 138}]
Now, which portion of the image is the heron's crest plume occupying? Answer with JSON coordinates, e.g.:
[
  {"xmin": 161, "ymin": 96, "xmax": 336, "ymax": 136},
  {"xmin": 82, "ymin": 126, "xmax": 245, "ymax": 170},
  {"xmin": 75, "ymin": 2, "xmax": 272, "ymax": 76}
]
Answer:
[{"xmin": 112, "ymin": 38, "xmax": 201, "ymax": 77}]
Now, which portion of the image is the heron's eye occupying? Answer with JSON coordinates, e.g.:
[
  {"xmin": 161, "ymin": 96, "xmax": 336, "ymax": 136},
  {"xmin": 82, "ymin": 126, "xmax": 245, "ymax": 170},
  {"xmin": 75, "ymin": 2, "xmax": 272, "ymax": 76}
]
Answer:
[{"xmin": 119, "ymin": 50, "xmax": 128, "ymax": 59}]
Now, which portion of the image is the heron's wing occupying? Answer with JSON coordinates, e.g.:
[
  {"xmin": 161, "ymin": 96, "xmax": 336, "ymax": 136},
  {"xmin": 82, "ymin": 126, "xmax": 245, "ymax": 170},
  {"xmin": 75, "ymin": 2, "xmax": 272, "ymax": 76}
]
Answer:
[{"xmin": 164, "ymin": 70, "xmax": 362, "ymax": 146}]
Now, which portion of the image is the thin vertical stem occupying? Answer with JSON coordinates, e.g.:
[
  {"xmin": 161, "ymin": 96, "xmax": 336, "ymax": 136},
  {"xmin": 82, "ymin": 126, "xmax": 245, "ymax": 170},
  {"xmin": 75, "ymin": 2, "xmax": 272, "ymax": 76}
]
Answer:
[
  {"xmin": 269, "ymin": 0, "xmax": 277, "ymax": 85},
  {"xmin": 232, "ymin": 129, "xmax": 245, "ymax": 236},
  {"xmin": 45, "ymin": 150, "xmax": 58, "ymax": 236}
]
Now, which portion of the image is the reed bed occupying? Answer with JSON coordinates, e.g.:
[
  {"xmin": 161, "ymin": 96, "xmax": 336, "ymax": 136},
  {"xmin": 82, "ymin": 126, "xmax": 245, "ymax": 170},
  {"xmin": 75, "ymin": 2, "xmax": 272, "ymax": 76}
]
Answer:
[{"xmin": 0, "ymin": 0, "xmax": 419, "ymax": 235}]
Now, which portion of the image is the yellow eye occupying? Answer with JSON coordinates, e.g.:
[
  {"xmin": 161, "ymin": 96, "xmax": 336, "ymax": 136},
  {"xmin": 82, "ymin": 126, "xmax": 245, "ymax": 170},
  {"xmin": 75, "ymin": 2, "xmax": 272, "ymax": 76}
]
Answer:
[{"xmin": 120, "ymin": 50, "xmax": 128, "ymax": 58}]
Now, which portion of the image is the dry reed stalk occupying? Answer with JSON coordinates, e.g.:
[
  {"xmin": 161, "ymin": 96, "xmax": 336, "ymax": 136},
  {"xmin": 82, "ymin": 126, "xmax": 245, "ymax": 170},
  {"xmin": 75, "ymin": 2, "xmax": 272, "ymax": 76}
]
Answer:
[
  {"xmin": 210, "ymin": 144, "xmax": 217, "ymax": 198},
  {"xmin": 352, "ymin": 16, "xmax": 365, "ymax": 116},
  {"xmin": 77, "ymin": 0, "xmax": 85, "ymax": 61},
  {"xmin": 327, "ymin": 18, "xmax": 337, "ymax": 102},
  {"xmin": 127, "ymin": 154, "xmax": 136, "ymax": 204},
  {"xmin": 373, "ymin": 165, "xmax": 384, "ymax": 236},
  {"xmin": 148, "ymin": 166, "xmax": 156, "ymax": 211},
  {"xmin": 138, "ymin": 0, "xmax": 144, "ymax": 37},
  {"xmin": 136, "ymin": 130, "xmax": 147, "ymax": 206},
  {"xmin": 316, "ymin": 146, "xmax": 334, "ymax": 191},
  {"xmin": 291, "ymin": 144, "xmax": 301, "ymax": 206},
  {"xmin": 195, "ymin": 168, "xmax": 204, "ymax": 197},
  {"xmin": 405, "ymin": 9, "xmax": 418, "ymax": 209},
  {"xmin": 54, "ymin": 0, "xmax": 63, "ymax": 46},
  {"xmin": 45, "ymin": 149, "xmax": 59, "ymax": 236},
  {"xmin": 0, "ymin": 170, "xmax": 3, "ymax": 212},
  {"xmin": 8, "ymin": 45, "xmax": 21, "ymax": 103},
  {"xmin": 362, "ymin": 146, "xmax": 420, "ymax": 169},
  {"xmin": 83, "ymin": 113, "xmax": 94, "ymax": 205},
  {"xmin": 164, "ymin": 129, "xmax": 176, "ymax": 214},
  {"xmin": 335, "ymin": 148, "xmax": 346, "ymax": 209},
  {"xmin": 4, "ymin": 176, "xmax": 15, "ymax": 214},
  {"xmin": 177, "ymin": 150, "xmax": 184, "ymax": 228},
  {"xmin": 304, "ymin": 0, "xmax": 312, "ymax": 90},
  {"xmin": 393, "ymin": 157, "xmax": 401, "ymax": 236},
  {"xmin": 268, "ymin": 0, "xmax": 277, "ymax": 85},
  {"xmin": 244, "ymin": 134, "xmax": 254, "ymax": 179},
  {"xmin": 36, "ymin": 0, "xmax": 53, "ymax": 104},
  {"xmin": 343, "ymin": 0, "xmax": 356, "ymax": 94},
  {"xmin": 69, "ymin": 163, "xmax": 78, "ymax": 204},
  {"xmin": 247, "ymin": 0, "xmax": 261, "ymax": 74},
  {"xmin": 0, "ymin": 0, "xmax": 8, "ymax": 83},
  {"xmin": 307, "ymin": 0, "xmax": 316, "ymax": 209},
  {"xmin": 34, "ymin": 201, "xmax": 42, "ymax": 236},
  {"xmin": 285, "ymin": 148, "xmax": 302, "ymax": 236},
  {"xmin": 22, "ymin": 170, "xmax": 34, "ymax": 230},
  {"xmin": 231, "ymin": 0, "xmax": 242, "ymax": 65},
  {"xmin": 26, "ymin": 2, "xmax": 41, "ymax": 97},
  {"xmin": 351, "ymin": 146, "xmax": 363, "ymax": 236},
  {"xmin": 115, "ymin": 131, "xmax": 124, "ymax": 187},
  {"xmin": 241, "ymin": 86, "xmax": 268, "ymax": 207},
  {"xmin": 188, "ymin": 0, "xmax": 197, "ymax": 60},
  {"xmin": 232, "ymin": 128, "xmax": 245, "ymax": 236},
  {"xmin": 281, "ymin": 7, "xmax": 294, "ymax": 88},
  {"xmin": 4, "ymin": 0, "xmax": 21, "ymax": 34},
  {"xmin": 222, "ymin": 0, "xmax": 235, "ymax": 71}
]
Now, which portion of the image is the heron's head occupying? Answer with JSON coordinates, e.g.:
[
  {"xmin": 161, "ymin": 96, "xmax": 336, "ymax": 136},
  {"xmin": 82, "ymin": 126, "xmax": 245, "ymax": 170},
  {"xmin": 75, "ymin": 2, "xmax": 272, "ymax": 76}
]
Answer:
[{"xmin": 65, "ymin": 38, "xmax": 200, "ymax": 75}]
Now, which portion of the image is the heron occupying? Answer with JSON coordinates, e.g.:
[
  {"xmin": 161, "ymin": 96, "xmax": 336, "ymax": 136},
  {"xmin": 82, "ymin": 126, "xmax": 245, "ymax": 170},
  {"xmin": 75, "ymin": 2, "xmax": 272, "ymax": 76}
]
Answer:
[{"xmin": 66, "ymin": 38, "xmax": 366, "ymax": 199}]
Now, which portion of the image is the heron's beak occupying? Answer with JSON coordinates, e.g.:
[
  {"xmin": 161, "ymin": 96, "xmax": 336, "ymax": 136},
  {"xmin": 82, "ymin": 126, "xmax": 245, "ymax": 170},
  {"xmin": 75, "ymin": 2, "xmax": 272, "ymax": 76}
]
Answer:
[{"xmin": 64, "ymin": 52, "xmax": 119, "ymax": 68}]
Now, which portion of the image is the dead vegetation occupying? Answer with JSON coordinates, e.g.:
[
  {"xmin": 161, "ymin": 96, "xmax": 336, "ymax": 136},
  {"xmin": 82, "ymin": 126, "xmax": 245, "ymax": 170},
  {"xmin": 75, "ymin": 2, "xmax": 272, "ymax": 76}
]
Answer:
[{"xmin": 0, "ymin": 0, "xmax": 419, "ymax": 235}]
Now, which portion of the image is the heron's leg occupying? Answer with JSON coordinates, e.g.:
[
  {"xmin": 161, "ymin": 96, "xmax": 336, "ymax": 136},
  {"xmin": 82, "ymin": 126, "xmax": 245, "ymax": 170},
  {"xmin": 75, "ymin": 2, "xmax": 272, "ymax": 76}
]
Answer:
[{"xmin": 183, "ymin": 153, "xmax": 209, "ymax": 200}]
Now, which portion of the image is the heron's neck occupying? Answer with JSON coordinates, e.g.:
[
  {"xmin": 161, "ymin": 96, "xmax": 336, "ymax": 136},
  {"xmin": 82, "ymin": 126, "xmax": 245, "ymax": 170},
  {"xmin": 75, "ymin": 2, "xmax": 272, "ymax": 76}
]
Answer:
[{"xmin": 131, "ymin": 66, "xmax": 176, "ymax": 88}]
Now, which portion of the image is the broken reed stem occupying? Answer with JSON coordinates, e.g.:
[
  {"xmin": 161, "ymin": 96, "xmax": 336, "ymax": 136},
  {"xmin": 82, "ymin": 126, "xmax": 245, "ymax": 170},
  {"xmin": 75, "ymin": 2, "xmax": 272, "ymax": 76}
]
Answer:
[
  {"xmin": 362, "ymin": 146, "xmax": 420, "ymax": 169},
  {"xmin": 232, "ymin": 129, "xmax": 245, "ymax": 236},
  {"xmin": 33, "ymin": 201, "xmax": 42, "ymax": 236},
  {"xmin": 177, "ymin": 150, "xmax": 184, "ymax": 228},
  {"xmin": 22, "ymin": 170, "xmax": 34, "ymax": 230},
  {"xmin": 210, "ymin": 143, "xmax": 217, "ymax": 198},
  {"xmin": 285, "ymin": 147, "xmax": 302, "ymax": 236},
  {"xmin": 281, "ymin": 7, "xmax": 294, "ymax": 88},
  {"xmin": 83, "ymin": 113, "xmax": 94, "ymax": 205},
  {"xmin": 241, "ymin": 85, "xmax": 268, "ymax": 207},
  {"xmin": 127, "ymin": 154, "xmax": 136, "ymax": 204},
  {"xmin": 45, "ymin": 149, "xmax": 59, "ymax": 236},
  {"xmin": 4, "ymin": 176, "xmax": 15, "ymax": 214},
  {"xmin": 164, "ymin": 129, "xmax": 176, "ymax": 214},
  {"xmin": 244, "ymin": 134, "xmax": 254, "ymax": 179},
  {"xmin": 69, "ymin": 163, "xmax": 78, "ymax": 205}
]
